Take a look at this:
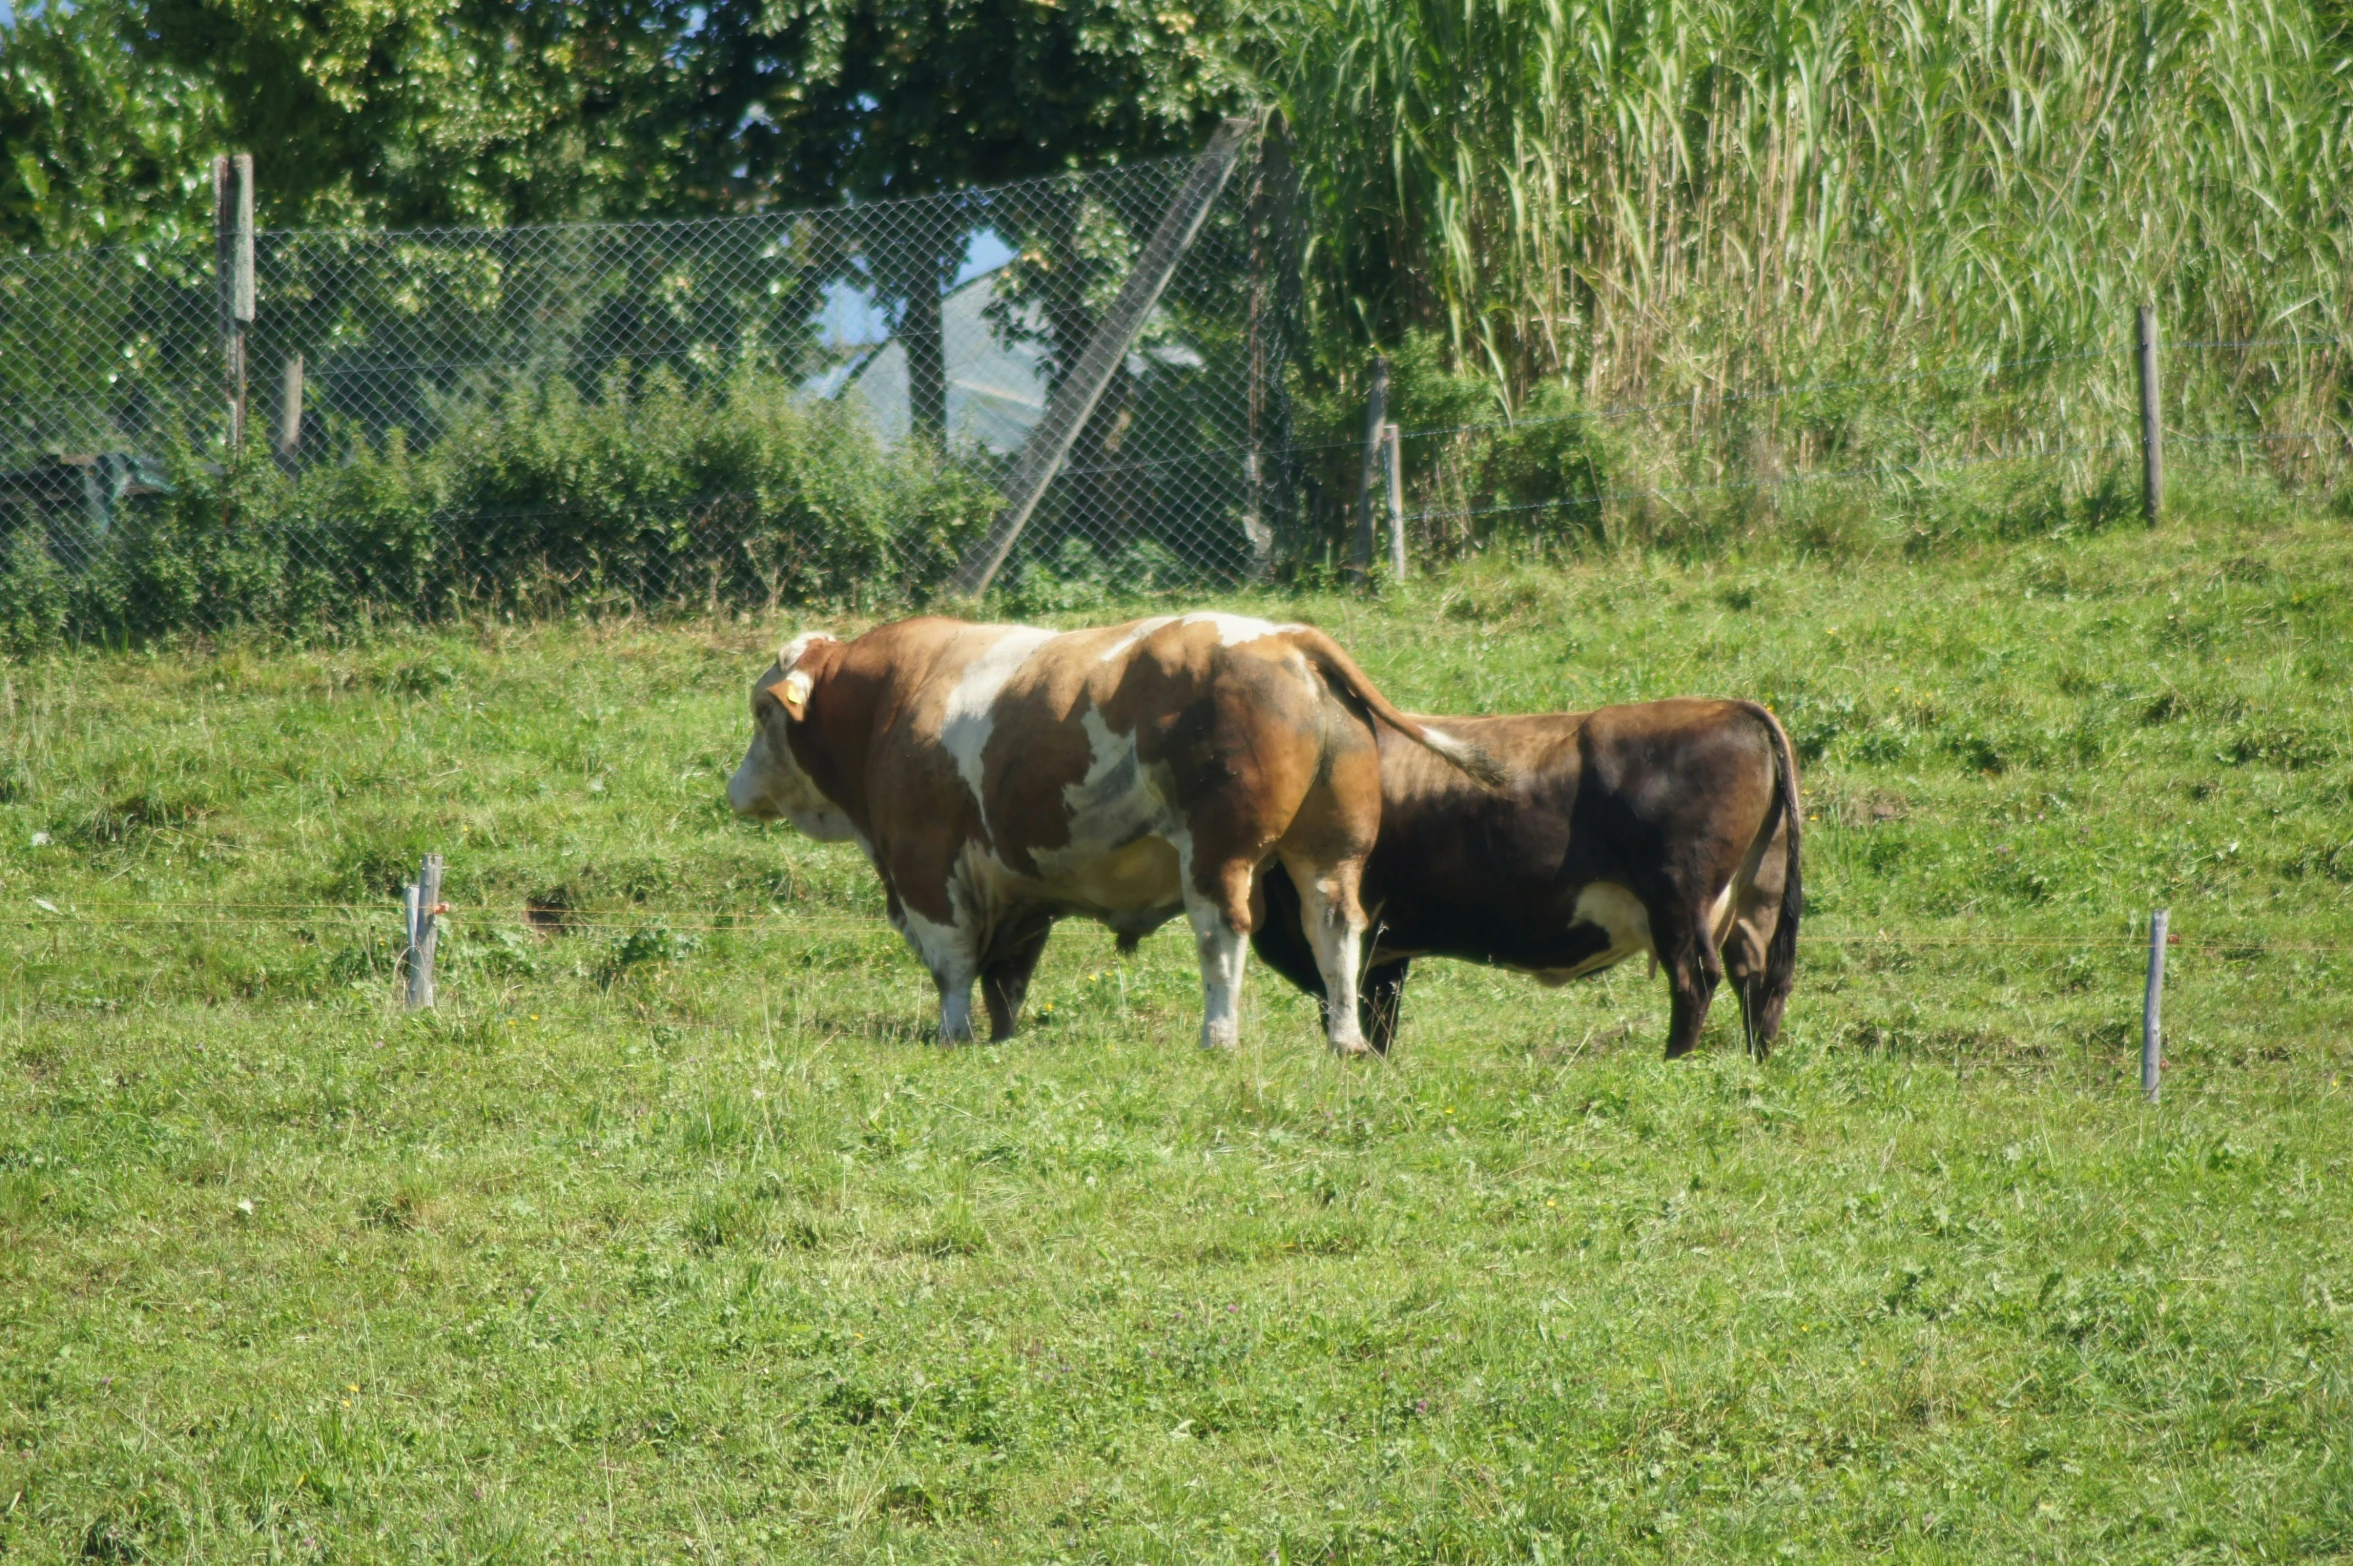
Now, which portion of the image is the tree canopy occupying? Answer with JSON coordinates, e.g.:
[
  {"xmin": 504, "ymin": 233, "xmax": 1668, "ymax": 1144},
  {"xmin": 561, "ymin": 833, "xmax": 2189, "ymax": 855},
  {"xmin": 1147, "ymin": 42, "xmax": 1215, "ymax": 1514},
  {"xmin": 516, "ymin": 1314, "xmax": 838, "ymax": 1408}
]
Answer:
[{"xmin": 0, "ymin": 0, "xmax": 1251, "ymax": 251}]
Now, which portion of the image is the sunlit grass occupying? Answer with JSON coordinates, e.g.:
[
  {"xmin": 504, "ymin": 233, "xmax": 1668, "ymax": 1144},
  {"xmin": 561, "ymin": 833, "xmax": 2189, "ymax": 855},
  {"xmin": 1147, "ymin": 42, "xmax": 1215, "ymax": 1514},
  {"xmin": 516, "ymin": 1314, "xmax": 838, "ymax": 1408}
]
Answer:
[{"xmin": 0, "ymin": 500, "xmax": 2349, "ymax": 1559}]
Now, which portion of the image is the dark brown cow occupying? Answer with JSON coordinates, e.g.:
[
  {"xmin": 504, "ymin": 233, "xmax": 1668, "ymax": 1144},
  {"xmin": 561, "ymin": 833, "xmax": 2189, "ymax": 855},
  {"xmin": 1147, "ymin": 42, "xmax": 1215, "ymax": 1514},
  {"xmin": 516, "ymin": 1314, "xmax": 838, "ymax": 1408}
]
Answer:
[
  {"xmin": 727, "ymin": 614, "xmax": 1504, "ymax": 1052},
  {"xmin": 1251, "ymin": 700, "xmax": 1801, "ymax": 1058}
]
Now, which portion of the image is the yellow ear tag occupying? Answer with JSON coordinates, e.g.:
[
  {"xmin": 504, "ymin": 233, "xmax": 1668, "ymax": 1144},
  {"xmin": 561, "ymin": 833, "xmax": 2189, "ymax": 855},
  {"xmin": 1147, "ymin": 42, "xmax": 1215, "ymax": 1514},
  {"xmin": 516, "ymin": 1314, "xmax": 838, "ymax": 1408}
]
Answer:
[{"xmin": 774, "ymin": 668, "xmax": 813, "ymax": 722}]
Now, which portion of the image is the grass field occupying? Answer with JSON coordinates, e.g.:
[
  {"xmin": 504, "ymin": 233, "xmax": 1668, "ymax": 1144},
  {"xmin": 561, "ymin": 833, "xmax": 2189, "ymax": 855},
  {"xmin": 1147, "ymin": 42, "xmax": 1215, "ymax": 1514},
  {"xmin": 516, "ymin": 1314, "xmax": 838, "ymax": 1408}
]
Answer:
[{"xmin": 2, "ymin": 486, "xmax": 2350, "ymax": 1561}]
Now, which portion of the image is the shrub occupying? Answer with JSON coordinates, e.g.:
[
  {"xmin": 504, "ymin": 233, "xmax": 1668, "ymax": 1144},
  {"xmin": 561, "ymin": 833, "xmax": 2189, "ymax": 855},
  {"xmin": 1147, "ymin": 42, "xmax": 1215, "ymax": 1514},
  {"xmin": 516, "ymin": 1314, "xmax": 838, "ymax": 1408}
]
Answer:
[
  {"xmin": 0, "ymin": 527, "xmax": 69, "ymax": 656},
  {"xmin": 0, "ymin": 370, "xmax": 1003, "ymax": 649}
]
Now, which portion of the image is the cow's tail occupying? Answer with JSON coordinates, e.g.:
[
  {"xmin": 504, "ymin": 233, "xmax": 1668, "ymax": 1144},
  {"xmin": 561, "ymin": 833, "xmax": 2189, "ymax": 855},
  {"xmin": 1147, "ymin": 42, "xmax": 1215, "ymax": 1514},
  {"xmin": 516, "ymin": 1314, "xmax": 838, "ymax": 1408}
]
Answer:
[
  {"xmin": 1284, "ymin": 628, "xmax": 1509, "ymax": 788},
  {"xmin": 1748, "ymin": 701, "xmax": 1803, "ymax": 1052}
]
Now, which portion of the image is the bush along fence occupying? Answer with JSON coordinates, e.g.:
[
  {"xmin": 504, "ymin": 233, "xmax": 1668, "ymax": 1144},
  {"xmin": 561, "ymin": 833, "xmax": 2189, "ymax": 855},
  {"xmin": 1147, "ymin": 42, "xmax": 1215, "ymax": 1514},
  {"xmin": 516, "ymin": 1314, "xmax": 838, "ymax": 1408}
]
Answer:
[
  {"xmin": 0, "ymin": 120, "xmax": 1304, "ymax": 646},
  {"xmin": 5, "ymin": 128, "xmax": 2352, "ymax": 647}
]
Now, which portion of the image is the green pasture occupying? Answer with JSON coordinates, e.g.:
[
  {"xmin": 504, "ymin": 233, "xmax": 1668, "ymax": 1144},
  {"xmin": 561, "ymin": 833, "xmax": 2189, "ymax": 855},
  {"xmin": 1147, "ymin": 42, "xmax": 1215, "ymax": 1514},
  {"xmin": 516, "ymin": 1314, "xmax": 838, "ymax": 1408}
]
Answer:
[{"xmin": 2, "ymin": 492, "xmax": 2349, "ymax": 1561}]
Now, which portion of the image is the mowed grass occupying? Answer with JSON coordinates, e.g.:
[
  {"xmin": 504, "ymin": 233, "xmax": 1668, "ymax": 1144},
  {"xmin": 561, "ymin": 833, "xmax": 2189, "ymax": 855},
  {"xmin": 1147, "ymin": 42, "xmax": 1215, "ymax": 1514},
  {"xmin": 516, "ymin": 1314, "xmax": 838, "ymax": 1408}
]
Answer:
[{"xmin": 2, "ymin": 493, "xmax": 2350, "ymax": 1561}]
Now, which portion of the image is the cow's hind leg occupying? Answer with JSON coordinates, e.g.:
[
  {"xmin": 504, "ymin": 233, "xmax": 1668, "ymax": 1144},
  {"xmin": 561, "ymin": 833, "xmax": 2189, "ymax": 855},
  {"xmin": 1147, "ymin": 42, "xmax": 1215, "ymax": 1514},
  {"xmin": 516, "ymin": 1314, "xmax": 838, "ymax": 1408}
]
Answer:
[
  {"xmin": 979, "ymin": 909, "xmax": 1055, "ymax": 1042},
  {"xmin": 1655, "ymin": 906, "xmax": 1724, "ymax": 1059},
  {"xmin": 1719, "ymin": 918, "xmax": 1758, "ymax": 1059},
  {"xmin": 1282, "ymin": 852, "xmax": 1373, "ymax": 1056}
]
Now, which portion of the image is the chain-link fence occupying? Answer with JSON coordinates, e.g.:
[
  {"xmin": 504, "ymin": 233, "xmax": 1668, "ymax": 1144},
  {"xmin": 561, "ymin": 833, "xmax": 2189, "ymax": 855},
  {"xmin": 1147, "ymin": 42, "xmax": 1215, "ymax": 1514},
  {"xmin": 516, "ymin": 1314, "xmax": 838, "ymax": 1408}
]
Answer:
[
  {"xmin": 6, "ymin": 122, "xmax": 2351, "ymax": 647},
  {"xmin": 0, "ymin": 131, "xmax": 1303, "ymax": 638},
  {"xmin": 1287, "ymin": 325, "xmax": 2353, "ymax": 575}
]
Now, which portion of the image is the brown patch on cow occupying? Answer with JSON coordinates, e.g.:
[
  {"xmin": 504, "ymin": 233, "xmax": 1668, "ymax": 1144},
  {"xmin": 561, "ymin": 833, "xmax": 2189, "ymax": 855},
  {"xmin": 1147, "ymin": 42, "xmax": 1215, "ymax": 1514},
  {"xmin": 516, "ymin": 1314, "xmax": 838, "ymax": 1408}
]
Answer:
[
  {"xmin": 981, "ymin": 708, "xmax": 1097, "ymax": 877},
  {"xmin": 973, "ymin": 641, "xmax": 1118, "ymax": 879}
]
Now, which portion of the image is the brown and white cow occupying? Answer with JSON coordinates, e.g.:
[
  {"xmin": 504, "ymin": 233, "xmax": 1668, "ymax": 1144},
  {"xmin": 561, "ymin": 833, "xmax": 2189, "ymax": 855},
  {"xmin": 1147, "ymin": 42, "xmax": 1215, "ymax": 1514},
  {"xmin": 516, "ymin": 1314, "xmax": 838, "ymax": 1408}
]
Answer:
[
  {"xmin": 726, "ymin": 614, "xmax": 1503, "ymax": 1052},
  {"xmin": 1252, "ymin": 699, "xmax": 1801, "ymax": 1059}
]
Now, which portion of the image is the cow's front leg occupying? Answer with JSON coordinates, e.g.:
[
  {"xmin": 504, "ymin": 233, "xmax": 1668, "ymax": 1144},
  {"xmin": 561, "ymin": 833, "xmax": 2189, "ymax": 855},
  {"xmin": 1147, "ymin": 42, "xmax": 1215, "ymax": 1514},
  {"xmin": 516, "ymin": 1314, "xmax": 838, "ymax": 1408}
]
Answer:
[
  {"xmin": 1284, "ymin": 854, "xmax": 1372, "ymax": 1056},
  {"xmin": 1180, "ymin": 854, "xmax": 1261, "ymax": 1052},
  {"xmin": 896, "ymin": 904, "xmax": 980, "ymax": 1044},
  {"xmin": 1186, "ymin": 895, "xmax": 1249, "ymax": 1051}
]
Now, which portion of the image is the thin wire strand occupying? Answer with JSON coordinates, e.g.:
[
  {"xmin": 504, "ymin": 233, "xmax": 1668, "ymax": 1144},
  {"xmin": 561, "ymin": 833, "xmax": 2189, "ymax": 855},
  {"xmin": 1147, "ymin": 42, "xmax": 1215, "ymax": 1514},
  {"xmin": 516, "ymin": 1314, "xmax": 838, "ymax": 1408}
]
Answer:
[{"xmin": 6, "ymin": 906, "xmax": 2351, "ymax": 953}]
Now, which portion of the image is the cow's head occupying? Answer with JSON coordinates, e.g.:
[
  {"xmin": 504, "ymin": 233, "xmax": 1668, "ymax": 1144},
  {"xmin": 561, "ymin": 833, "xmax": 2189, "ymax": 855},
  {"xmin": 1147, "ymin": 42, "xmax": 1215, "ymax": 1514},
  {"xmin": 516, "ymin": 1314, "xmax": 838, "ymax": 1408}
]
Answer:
[{"xmin": 728, "ymin": 632, "xmax": 856, "ymax": 841}]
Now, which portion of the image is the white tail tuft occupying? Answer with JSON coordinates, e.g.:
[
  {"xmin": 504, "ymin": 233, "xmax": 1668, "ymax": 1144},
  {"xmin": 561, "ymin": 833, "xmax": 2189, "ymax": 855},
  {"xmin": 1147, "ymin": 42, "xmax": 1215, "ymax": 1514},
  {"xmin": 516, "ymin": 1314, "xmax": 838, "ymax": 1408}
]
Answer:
[{"xmin": 1416, "ymin": 725, "xmax": 1509, "ymax": 789}]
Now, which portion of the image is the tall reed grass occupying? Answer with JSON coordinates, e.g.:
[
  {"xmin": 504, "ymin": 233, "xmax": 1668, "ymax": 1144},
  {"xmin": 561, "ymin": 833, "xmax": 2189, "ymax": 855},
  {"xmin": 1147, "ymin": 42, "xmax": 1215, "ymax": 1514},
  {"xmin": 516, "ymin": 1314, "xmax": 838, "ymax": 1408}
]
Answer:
[{"xmin": 1266, "ymin": 0, "xmax": 2353, "ymax": 463}]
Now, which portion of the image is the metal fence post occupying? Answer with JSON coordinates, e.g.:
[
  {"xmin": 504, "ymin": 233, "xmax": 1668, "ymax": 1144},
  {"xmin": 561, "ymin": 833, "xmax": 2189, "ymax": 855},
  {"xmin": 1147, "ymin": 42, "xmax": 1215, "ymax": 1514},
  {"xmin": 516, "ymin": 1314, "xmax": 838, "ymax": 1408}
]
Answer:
[
  {"xmin": 2137, "ymin": 304, "xmax": 2163, "ymax": 526},
  {"xmin": 277, "ymin": 353, "xmax": 305, "ymax": 472},
  {"xmin": 1351, "ymin": 355, "xmax": 1389, "ymax": 586},
  {"xmin": 2142, "ymin": 908, "xmax": 2168, "ymax": 1102},
  {"xmin": 1382, "ymin": 421, "xmax": 1406, "ymax": 579}
]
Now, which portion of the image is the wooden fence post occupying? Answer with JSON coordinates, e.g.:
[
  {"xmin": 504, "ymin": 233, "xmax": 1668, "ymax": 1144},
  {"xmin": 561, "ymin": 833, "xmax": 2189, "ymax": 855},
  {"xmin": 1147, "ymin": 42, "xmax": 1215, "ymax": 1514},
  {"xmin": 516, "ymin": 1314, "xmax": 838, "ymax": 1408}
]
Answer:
[
  {"xmin": 1350, "ymin": 355, "xmax": 1389, "ymax": 586},
  {"xmin": 277, "ymin": 353, "xmax": 305, "ymax": 472},
  {"xmin": 214, "ymin": 155, "xmax": 255, "ymax": 452},
  {"xmin": 2142, "ymin": 908, "xmax": 2168, "ymax": 1103},
  {"xmin": 405, "ymin": 853, "xmax": 445, "ymax": 1011},
  {"xmin": 2137, "ymin": 305, "xmax": 2163, "ymax": 526},
  {"xmin": 1382, "ymin": 421, "xmax": 1406, "ymax": 580}
]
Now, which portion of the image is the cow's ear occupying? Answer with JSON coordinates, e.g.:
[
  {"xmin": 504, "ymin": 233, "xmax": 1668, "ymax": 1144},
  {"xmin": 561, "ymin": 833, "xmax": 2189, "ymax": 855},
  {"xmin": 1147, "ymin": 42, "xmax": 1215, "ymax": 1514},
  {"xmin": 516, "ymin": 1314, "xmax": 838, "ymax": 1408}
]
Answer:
[{"xmin": 763, "ymin": 668, "xmax": 815, "ymax": 723}]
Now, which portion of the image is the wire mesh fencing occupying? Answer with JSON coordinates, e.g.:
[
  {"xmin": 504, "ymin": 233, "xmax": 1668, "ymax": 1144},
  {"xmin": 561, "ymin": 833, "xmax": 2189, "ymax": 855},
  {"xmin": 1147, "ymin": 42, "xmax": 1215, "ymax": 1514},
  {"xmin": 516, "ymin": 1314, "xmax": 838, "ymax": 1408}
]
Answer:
[
  {"xmin": 1321, "ymin": 337, "xmax": 2353, "ymax": 574},
  {"xmin": 0, "ymin": 132, "xmax": 1304, "ymax": 637},
  {"xmin": 6, "ymin": 120, "xmax": 2352, "ymax": 648}
]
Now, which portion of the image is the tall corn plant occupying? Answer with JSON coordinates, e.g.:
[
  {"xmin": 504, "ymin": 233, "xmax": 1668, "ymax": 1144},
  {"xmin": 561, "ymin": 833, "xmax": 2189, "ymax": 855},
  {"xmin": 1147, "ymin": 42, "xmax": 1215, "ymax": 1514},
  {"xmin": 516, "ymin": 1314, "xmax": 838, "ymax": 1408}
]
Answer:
[{"xmin": 1267, "ymin": 0, "xmax": 2353, "ymax": 453}]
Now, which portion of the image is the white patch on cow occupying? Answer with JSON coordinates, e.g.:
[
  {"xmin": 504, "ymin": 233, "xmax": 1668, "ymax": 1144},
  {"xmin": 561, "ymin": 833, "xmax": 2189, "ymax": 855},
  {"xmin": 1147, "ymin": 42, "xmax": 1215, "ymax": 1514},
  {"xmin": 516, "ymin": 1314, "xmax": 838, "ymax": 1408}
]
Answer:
[
  {"xmin": 1175, "ymin": 611, "xmax": 1299, "ymax": 648},
  {"xmin": 1705, "ymin": 883, "xmax": 1735, "ymax": 944},
  {"xmin": 1413, "ymin": 724, "xmax": 1484, "ymax": 772},
  {"xmin": 1528, "ymin": 882, "xmax": 1654, "ymax": 986},
  {"xmin": 778, "ymin": 629, "xmax": 835, "ymax": 672},
  {"xmin": 1091, "ymin": 612, "xmax": 1302, "ymax": 669},
  {"xmin": 1574, "ymin": 882, "xmax": 1652, "ymax": 949},
  {"xmin": 1192, "ymin": 918, "xmax": 1246, "ymax": 1049},
  {"xmin": 1185, "ymin": 872, "xmax": 1247, "ymax": 1051},
  {"xmin": 940, "ymin": 625, "xmax": 1057, "ymax": 818},
  {"xmin": 1092, "ymin": 615, "xmax": 1178, "ymax": 664},
  {"xmin": 1023, "ymin": 705, "xmax": 1187, "ymax": 917}
]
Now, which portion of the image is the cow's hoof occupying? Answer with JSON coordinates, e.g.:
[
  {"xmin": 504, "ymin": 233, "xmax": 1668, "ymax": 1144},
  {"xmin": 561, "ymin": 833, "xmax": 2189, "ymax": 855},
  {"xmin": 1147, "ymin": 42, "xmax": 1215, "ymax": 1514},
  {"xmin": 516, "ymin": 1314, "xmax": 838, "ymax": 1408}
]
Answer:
[
  {"xmin": 1199, "ymin": 1023, "xmax": 1240, "ymax": 1051},
  {"xmin": 1327, "ymin": 1035, "xmax": 1376, "ymax": 1059}
]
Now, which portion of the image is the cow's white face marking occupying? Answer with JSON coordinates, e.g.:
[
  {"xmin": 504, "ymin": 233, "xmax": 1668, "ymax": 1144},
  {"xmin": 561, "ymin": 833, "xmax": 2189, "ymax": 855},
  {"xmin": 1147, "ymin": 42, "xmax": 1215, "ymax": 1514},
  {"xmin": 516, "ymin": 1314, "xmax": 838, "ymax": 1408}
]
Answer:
[
  {"xmin": 940, "ymin": 625, "xmax": 1056, "ymax": 818},
  {"xmin": 729, "ymin": 638, "xmax": 858, "ymax": 841},
  {"xmin": 777, "ymin": 630, "xmax": 833, "ymax": 678}
]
